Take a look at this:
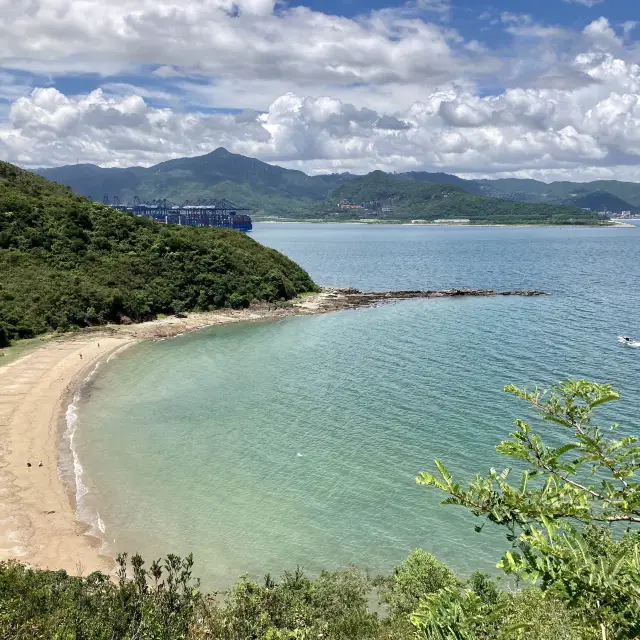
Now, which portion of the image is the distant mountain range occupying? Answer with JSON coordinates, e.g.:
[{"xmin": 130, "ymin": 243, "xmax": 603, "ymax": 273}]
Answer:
[
  {"xmin": 34, "ymin": 147, "xmax": 637, "ymax": 221},
  {"xmin": 476, "ymin": 178, "xmax": 640, "ymax": 213},
  {"xmin": 563, "ymin": 191, "xmax": 640, "ymax": 216}
]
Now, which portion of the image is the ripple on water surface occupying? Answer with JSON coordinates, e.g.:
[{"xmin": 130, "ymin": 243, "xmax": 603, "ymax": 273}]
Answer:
[{"xmin": 75, "ymin": 224, "xmax": 640, "ymax": 588}]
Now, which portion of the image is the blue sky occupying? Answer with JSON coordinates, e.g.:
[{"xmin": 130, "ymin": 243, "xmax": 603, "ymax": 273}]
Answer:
[
  {"xmin": 1, "ymin": 0, "xmax": 640, "ymax": 180},
  {"xmin": 306, "ymin": 0, "xmax": 633, "ymax": 21},
  {"xmin": 312, "ymin": 0, "xmax": 636, "ymax": 25},
  {"xmin": 302, "ymin": 0, "xmax": 633, "ymax": 26}
]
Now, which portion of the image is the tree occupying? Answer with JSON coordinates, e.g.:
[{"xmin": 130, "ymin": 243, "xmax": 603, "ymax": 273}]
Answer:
[
  {"xmin": 378, "ymin": 549, "xmax": 459, "ymax": 618},
  {"xmin": 416, "ymin": 380, "xmax": 640, "ymax": 639}
]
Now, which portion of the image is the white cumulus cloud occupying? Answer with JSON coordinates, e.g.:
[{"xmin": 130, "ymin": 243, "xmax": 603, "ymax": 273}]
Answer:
[
  {"xmin": 0, "ymin": 0, "xmax": 470, "ymax": 87},
  {"xmin": 4, "ymin": 48, "xmax": 640, "ymax": 181},
  {"xmin": 583, "ymin": 17, "xmax": 622, "ymax": 48}
]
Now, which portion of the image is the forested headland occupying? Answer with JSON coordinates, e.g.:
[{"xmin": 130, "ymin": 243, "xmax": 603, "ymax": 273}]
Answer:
[{"xmin": 0, "ymin": 162, "xmax": 317, "ymax": 347}]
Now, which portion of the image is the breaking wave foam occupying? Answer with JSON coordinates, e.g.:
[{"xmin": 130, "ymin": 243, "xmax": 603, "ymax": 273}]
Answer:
[{"xmin": 59, "ymin": 347, "xmax": 130, "ymax": 556}]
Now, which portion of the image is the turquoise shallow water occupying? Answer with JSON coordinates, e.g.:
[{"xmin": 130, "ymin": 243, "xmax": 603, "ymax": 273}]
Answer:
[{"xmin": 74, "ymin": 223, "xmax": 640, "ymax": 588}]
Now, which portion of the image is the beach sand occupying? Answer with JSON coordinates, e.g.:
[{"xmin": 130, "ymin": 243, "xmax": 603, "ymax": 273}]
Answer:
[{"xmin": 0, "ymin": 336, "xmax": 132, "ymax": 575}]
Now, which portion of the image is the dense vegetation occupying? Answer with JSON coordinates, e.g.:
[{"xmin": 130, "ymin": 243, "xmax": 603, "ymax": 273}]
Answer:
[
  {"xmin": 0, "ymin": 552, "xmax": 580, "ymax": 640},
  {"xmin": 396, "ymin": 171, "xmax": 485, "ymax": 195},
  {"xmin": 1, "ymin": 379, "xmax": 638, "ymax": 638},
  {"xmin": 328, "ymin": 172, "xmax": 609, "ymax": 225},
  {"xmin": 0, "ymin": 161, "xmax": 316, "ymax": 347},
  {"xmin": 36, "ymin": 148, "xmax": 636, "ymax": 221}
]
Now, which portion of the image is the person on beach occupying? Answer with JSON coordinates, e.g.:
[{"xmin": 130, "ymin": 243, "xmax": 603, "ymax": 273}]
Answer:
[
  {"xmin": 38, "ymin": 461, "xmax": 43, "ymax": 467},
  {"xmin": 79, "ymin": 354, "xmax": 83, "ymax": 359},
  {"xmin": 26, "ymin": 462, "xmax": 31, "ymax": 467}
]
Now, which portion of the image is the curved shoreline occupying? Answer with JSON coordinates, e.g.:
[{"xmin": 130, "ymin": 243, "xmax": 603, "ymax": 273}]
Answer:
[
  {"xmin": 0, "ymin": 288, "xmax": 547, "ymax": 575},
  {"xmin": 0, "ymin": 336, "xmax": 132, "ymax": 575}
]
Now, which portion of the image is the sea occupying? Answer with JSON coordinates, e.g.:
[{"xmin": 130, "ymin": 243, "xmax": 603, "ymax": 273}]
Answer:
[{"xmin": 67, "ymin": 222, "xmax": 640, "ymax": 589}]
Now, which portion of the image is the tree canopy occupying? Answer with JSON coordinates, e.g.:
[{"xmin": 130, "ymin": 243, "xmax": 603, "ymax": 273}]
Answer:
[{"xmin": 417, "ymin": 379, "xmax": 640, "ymax": 639}]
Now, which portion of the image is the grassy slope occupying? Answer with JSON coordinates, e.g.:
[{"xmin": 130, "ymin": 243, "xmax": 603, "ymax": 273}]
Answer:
[{"xmin": 0, "ymin": 162, "xmax": 317, "ymax": 346}]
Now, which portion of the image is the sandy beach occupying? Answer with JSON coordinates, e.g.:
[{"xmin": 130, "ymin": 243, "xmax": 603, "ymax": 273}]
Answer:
[
  {"xmin": 0, "ymin": 336, "xmax": 132, "ymax": 575},
  {"xmin": 0, "ymin": 287, "xmax": 546, "ymax": 576},
  {"xmin": 0, "ymin": 292, "xmax": 340, "ymax": 576}
]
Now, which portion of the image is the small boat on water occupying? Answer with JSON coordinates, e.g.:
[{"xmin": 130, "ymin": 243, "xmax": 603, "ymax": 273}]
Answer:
[{"xmin": 618, "ymin": 336, "xmax": 640, "ymax": 348}]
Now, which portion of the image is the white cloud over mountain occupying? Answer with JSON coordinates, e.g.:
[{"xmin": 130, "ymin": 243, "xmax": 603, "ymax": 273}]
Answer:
[{"xmin": 1, "ymin": 3, "xmax": 640, "ymax": 181}]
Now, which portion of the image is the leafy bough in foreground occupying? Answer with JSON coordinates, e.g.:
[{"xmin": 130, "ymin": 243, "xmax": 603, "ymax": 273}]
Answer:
[{"xmin": 416, "ymin": 380, "xmax": 640, "ymax": 639}]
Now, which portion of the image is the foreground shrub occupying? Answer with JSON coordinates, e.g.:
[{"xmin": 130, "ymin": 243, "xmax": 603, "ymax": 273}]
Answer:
[
  {"xmin": 418, "ymin": 379, "xmax": 640, "ymax": 639},
  {"xmin": 378, "ymin": 550, "xmax": 459, "ymax": 619}
]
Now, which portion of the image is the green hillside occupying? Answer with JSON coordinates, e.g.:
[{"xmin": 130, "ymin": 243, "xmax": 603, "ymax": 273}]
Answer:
[
  {"xmin": 147, "ymin": 148, "xmax": 350, "ymax": 200},
  {"xmin": 0, "ymin": 162, "xmax": 316, "ymax": 347},
  {"xmin": 477, "ymin": 178, "xmax": 552, "ymax": 198},
  {"xmin": 397, "ymin": 170, "xmax": 485, "ymax": 195},
  {"xmin": 564, "ymin": 190, "xmax": 640, "ymax": 215},
  {"xmin": 580, "ymin": 180, "xmax": 640, "ymax": 207},
  {"xmin": 480, "ymin": 178, "xmax": 640, "ymax": 210},
  {"xmin": 332, "ymin": 170, "xmax": 457, "ymax": 203},
  {"xmin": 328, "ymin": 172, "xmax": 609, "ymax": 224}
]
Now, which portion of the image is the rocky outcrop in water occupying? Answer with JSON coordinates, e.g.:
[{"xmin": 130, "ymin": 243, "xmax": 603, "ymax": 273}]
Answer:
[{"xmin": 322, "ymin": 287, "xmax": 547, "ymax": 310}]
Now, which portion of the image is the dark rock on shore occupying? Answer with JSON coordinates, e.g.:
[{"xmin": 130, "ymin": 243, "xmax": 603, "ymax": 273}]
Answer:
[
  {"xmin": 332, "ymin": 287, "xmax": 546, "ymax": 302},
  {"xmin": 312, "ymin": 287, "xmax": 547, "ymax": 313},
  {"xmin": 102, "ymin": 286, "xmax": 550, "ymax": 340}
]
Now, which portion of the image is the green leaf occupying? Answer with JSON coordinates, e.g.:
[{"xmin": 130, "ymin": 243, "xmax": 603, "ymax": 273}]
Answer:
[
  {"xmin": 589, "ymin": 391, "xmax": 621, "ymax": 408},
  {"xmin": 434, "ymin": 460, "xmax": 455, "ymax": 489},
  {"xmin": 552, "ymin": 443, "xmax": 579, "ymax": 457}
]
